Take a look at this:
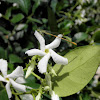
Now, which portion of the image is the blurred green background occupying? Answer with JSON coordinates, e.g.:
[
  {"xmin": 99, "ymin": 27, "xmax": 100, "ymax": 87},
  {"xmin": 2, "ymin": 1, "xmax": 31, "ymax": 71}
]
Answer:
[{"xmin": 0, "ymin": 0, "xmax": 100, "ymax": 100}]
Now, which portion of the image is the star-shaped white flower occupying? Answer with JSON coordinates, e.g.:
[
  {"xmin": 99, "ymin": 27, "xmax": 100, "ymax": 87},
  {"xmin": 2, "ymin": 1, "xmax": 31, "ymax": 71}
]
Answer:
[
  {"xmin": 25, "ymin": 31, "xmax": 68, "ymax": 74},
  {"xmin": 0, "ymin": 59, "xmax": 26, "ymax": 98}
]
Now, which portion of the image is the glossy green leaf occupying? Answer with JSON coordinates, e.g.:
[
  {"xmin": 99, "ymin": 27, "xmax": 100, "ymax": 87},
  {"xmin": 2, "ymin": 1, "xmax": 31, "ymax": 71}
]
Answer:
[
  {"xmin": 74, "ymin": 32, "xmax": 88, "ymax": 42},
  {"xmin": 0, "ymin": 26, "xmax": 10, "ymax": 35},
  {"xmin": 53, "ymin": 45, "xmax": 100, "ymax": 97},
  {"xmin": 9, "ymin": 54, "xmax": 23, "ymax": 63},
  {"xmin": 0, "ymin": 47, "xmax": 7, "ymax": 59},
  {"xmin": 11, "ymin": 13, "xmax": 24, "ymax": 23},
  {"xmin": 6, "ymin": 0, "xmax": 31, "ymax": 14},
  {"xmin": 0, "ymin": 89, "xmax": 9, "ymax": 100},
  {"xmin": 48, "ymin": 7, "xmax": 58, "ymax": 34},
  {"xmin": 18, "ymin": 0, "xmax": 31, "ymax": 15},
  {"xmin": 28, "ymin": 17, "xmax": 42, "ymax": 24},
  {"xmin": 32, "ymin": 0, "xmax": 40, "ymax": 14},
  {"xmin": 25, "ymin": 74, "xmax": 40, "ymax": 89},
  {"xmin": 5, "ymin": 7, "xmax": 12, "ymax": 20},
  {"xmin": 92, "ymin": 29, "xmax": 100, "ymax": 43}
]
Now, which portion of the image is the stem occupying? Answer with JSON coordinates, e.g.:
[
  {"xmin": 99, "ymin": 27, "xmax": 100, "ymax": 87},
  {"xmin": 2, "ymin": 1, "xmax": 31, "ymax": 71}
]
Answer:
[
  {"xmin": 69, "ymin": 1, "xmax": 79, "ymax": 13},
  {"xmin": 31, "ymin": 72, "xmax": 43, "ymax": 82},
  {"xmin": 79, "ymin": 95, "xmax": 82, "ymax": 100},
  {"xmin": 12, "ymin": 89, "xmax": 38, "ymax": 95}
]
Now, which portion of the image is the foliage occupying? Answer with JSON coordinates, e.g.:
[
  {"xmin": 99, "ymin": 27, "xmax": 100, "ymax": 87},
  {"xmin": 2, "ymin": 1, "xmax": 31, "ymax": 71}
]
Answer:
[{"xmin": 0, "ymin": 0, "xmax": 100, "ymax": 100}]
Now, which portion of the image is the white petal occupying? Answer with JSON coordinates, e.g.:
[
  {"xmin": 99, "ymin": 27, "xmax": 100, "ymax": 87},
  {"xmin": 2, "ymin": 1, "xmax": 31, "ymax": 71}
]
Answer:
[
  {"xmin": 0, "ymin": 75, "xmax": 6, "ymax": 82},
  {"xmin": 36, "ymin": 92, "xmax": 41, "ymax": 100},
  {"xmin": 34, "ymin": 31, "xmax": 45, "ymax": 51},
  {"xmin": 25, "ymin": 49, "xmax": 46, "ymax": 56},
  {"xmin": 25, "ymin": 64, "xmax": 34, "ymax": 78},
  {"xmin": 51, "ymin": 91, "xmax": 59, "ymax": 100},
  {"xmin": 6, "ymin": 66, "xmax": 24, "ymax": 79},
  {"xmin": 38, "ymin": 53, "xmax": 50, "ymax": 73},
  {"xmin": 20, "ymin": 94, "xmax": 34, "ymax": 100},
  {"xmin": 45, "ymin": 34, "xmax": 62, "ymax": 49},
  {"xmin": 0, "ymin": 59, "xmax": 7, "ymax": 77},
  {"xmin": 10, "ymin": 79, "xmax": 26, "ymax": 92},
  {"xmin": 50, "ymin": 49, "xmax": 68, "ymax": 65},
  {"xmin": 5, "ymin": 82, "xmax": 12, "ymax": 98},
  {"xmin": 15, "ymin": 77, "xmax": 26, "ymax": 84}
]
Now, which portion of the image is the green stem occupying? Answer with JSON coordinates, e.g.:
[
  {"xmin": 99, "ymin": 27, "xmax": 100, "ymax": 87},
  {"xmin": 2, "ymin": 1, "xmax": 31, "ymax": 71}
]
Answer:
[
  {"xmin": 31, "ymin": 72, "xmax": 43, "ymax": 82},
  {"xmin": 12, "ymin": 89, "xmax": 38, "ymax": 95},
  {"xmin": 69, "ymin": 1, "xmax": 79, "ymax": 13},
  {"xmin": 79, "ymin": 95, "xmax": 82, "ymax": 100}
]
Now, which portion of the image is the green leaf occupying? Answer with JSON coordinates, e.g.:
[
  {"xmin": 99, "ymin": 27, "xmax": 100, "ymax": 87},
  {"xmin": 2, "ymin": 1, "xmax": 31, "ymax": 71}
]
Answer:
[
  {"xmin": 48, "ymin": 6, "xmax": 58, "ymax": 34},
  {"xmin": 0, "ymin": 47, "xmax": 7, "ymax": 59},
  {"xmin": 0, "ymin": 26, "xmax": 10, "ymax": 35},
  {"xmin": 0, "ymin": 89, "xmax": 9, "ymax": 100},
  {"xmin": 9, "ymin": 54, "xmax": 23, "ymax": 63},
  {"xmin": 32, "ymin": 0, "xmax": 40, "ymax": 14},
  {"xmin": 28, "ymin": 17, "xmax": 42, "ymax": 24},
  {"xmin": 92, "ymin": 29, "xmax": 100, "ymax": 43},
  {"xmin": 18, "ymin": 0, "xmax": 31, "ymax": 15},
  {"xmin": 11, "ymin": 13, "xmax": 24, "ymax": 23},
  {"xmin": 53, "ymin": 45, "xmax": 100, "ymax": 97},
  {"xmin": 6, "ymin": 0, "xmax": 31, "ymax": 14},
  {"xmin": 74, "ymin": 32, "xmax": 88, "ymax": 42},
  {"xmin": 25, "ymin": 74, "xmax": 40, "ymax": 89},
  {"xmin": 5, "ymin": 7, "xmax": 12, "ymax": 20}
]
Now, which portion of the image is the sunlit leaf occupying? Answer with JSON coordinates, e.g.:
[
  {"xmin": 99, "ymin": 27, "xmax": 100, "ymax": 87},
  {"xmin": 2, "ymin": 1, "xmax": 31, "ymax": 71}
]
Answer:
[{"xmin": 53, "ymin": 45, "xmax": 100, "ymax": 97}]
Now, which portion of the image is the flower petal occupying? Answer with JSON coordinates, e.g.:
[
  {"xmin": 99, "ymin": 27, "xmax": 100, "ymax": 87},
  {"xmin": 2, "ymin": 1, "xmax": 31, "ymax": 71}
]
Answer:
[
  {"xmin": 34, "ymin": 31, "xmax": 45, "ymax": 51},
  {"xmin": 15, "ymin": 77, "xmax": 26, "ymax": 84},
  {"xmin": 0, "ymin": 75, "xmax": 6, "ymax": 82},
  {"xmin": 25, "ymin": 49, "xmax": 46, "ymax": 56},
  {"xmin": 51, "ymin": 91, "xmax": 59, "ymax": 100},
  {"xmin": 0, "ymin": 59, "xmax": 7, "ymax": 77},
  {"xmin": 38, "ymin": 53, "xmax": 50, "ymax": 73},
  {"xmin": 20, "ymin": 94, "xmax": 34, "ymax": 100},
  {"xmin": 50, "ymin": 49, "xmax": 68, "ymax": 65},
  {"xmin": 36, "ymin": 92, "xmax": 41, "ymax": 100},
  {"xmin": 10, "ymin": 79, "xmax": 26, "ymax": 92},
  {"xmin": 45, "ymin": 34, "xmax": 62, "ymax": 49},
  {"xmin": 6, "ymin": 66, "xmax": 24, "ymax": 79},
  {"xmin": 5, "ymin": 82, "xmax": 12, "ymax": 98},
  {"xmin": 25, "ymin": 65, "xmax": 34, "ymax": 78}
]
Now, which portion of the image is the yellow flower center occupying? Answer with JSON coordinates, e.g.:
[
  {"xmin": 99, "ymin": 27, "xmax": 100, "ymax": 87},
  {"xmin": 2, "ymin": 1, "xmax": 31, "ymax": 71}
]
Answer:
[
  {"xmin": 5, "ymin": 78, "xmax": 9, "ymax": 81},
  {"xmin": 45, "ymin": 49, "xmax": 49, "ymax": 53}
]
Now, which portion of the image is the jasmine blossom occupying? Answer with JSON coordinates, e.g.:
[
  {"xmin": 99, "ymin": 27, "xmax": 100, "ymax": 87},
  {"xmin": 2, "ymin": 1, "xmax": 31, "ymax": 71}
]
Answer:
[
  {"xmin": 25, "ymin": 31, "xmax": 68, "ymax": 74},
  {"xmin": 0, "ymin": 59, "xmax": 26, "ymax": 98}
]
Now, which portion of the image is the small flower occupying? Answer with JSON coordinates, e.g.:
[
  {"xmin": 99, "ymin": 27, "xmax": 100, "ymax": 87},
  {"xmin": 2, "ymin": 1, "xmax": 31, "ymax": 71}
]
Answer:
[
  {"xmin": 36, "ymin": 92, "xmax": 41, "ymax": 100},
  {"xmin": 25, "ymin": 31, "xmax": 68, "ymax": 74},
  {"xmin": 51, "ymin": 91, "xmax": 59, "ymax": 100},
  {"xmin": 25, "ymin": 62, "xmax": 35, "ymax": 78},
  {"xmin": 92, "ymin": 66, "xmax": 100, "ymax": 87},
  {"xmin": 20, "ymin": 94, "xmax": 34, "ymax": 100},
  {"xmin": 0, "ymin": 59, "xmax": 26, "ymax": 98}
]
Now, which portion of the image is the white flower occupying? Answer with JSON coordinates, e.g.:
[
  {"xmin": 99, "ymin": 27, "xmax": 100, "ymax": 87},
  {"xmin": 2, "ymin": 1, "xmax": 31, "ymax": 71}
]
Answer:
[
  {"xmin": 25, "ymin": 31, "xmax": 68, "ymax": 74},
  {"xmin": 36, "ymin": 92, "xmax": 41, "ymax": 100},
  {"xmin": 51, "ymin": 91, "xmax": 59, "ymax": 100},
  {"xmin": 20, "ymin": 94, "xmax": 34, "ymax": 100},
  {"xmin": 92, "ymin": 66, "xmax": 100, "ymax": 87},
  {"xmin": 25, "ymin": 62, "xmax": 35, "ymax": 78},
  {"xmin": 0, "ymin": 59, "xmax": 26, "ymax": 98}
]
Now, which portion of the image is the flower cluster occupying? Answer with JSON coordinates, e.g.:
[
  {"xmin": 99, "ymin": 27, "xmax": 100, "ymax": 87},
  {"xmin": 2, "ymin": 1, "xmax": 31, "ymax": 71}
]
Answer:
[{"xmin": 0, "ymin": 30, "xmax": 68, "ymax": 100}]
